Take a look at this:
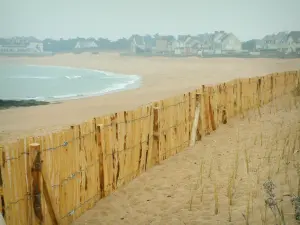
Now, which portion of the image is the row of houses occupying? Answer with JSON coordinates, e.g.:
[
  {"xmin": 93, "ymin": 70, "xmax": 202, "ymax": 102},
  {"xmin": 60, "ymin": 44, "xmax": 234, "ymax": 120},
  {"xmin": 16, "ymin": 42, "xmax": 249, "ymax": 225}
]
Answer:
[
  {"xmin": 0, "ymin": 37, "xmax": 44, "ymax": 53},
  {"xmin": 131, "ymin": 31, "xmax": 243, "ymax": 56},
  {"xmin": 131, "ymin": 31, "xmax": 300, "ymax": 56},
  {"xmin": 243, "ymin": 31, "xmax": 300, "ymax": 54},
  {"xmin": 1, "ymin": 31, "xmax": 300, "ymax": 56}
]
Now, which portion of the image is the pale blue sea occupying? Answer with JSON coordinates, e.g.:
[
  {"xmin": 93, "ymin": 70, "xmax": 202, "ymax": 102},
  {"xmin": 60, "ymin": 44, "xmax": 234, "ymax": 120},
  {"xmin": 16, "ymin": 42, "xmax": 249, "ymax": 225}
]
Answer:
[{"xmin": 0, "ymin": 64, "xmax": 141, "ymax": 101}]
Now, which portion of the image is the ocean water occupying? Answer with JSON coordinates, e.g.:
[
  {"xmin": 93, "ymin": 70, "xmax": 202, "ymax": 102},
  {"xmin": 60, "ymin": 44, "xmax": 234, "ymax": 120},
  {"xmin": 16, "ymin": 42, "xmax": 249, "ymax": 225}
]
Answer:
[{"xmin": 0, "ymin": 64, "xmax": 141, "ymax": 101}]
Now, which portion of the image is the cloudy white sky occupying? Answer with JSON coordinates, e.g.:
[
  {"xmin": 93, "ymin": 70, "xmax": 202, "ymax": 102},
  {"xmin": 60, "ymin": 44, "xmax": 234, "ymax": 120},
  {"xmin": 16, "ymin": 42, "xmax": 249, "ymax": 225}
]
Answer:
[{"xmin": 0, "ymin": 0, "xmax": 299, "ymax": 41}]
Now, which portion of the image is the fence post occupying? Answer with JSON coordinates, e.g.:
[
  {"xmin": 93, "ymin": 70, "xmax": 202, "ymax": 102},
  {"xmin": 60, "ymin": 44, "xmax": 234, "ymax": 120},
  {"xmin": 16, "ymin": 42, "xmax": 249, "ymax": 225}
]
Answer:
[
  {"xmin": 30, "ymin": 143, "xmax": 43, "ymax": 223},
  {"xmin": 202, "ymin": 85, "xmax": 209, "ymax": 135},
  {"xmin": 96, "ymin": 124, "xmax": 105, "ymax": 198},
  {"xmin": 30, "ymin": 141, "xmax": 61, "ymax": 225},
  {"xmin": 0, "ymin": 145, "xmax": 4, "ymax": 224},
  {"xmin": 208, "ymin": 88, "xmax": 216, "ymax": 132},
  {"xmin": 152, "ymin": 105, "xmax": 160, "ymax": 165},
  {"xmin": 190, "ymin": 93, "xmax": 201, "ymax": 147}
]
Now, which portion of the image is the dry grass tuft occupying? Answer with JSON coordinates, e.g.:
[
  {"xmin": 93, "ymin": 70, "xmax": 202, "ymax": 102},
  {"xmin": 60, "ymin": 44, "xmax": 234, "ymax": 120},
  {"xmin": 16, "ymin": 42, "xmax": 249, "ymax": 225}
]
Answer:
[
  {"xmin": 214, "ymin": 182, "xmax": 219, "ymax": 215},
  {"xmin": 263, "ymin": 180, "xmax": 286, "ymax": 225},
  {"xmin": 292, "ymin": 83, "xmax": 300, "ymax": 97}
]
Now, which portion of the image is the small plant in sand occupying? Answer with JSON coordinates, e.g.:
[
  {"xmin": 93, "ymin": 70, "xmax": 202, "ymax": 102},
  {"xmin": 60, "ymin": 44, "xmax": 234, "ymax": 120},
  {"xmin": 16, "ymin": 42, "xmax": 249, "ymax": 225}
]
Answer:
[
  {"xmin": 227, "ymin": 170, "xmax": 235, "ymax": 206},
  {"xmin": 266, "ymin": 139, "xmax": 274, "ymax": 164},
  {"xmin": 208, "ymin": 157, "xmax": 213, "ymax": 179},
  {"xmin": 200, "ymin": 184, "xmax": 204, "ymax": 202},
  {"xmin": 256, "ymin": 164, "xmax": 261, "ymax": 184},
  {"xmin": 276, "ymin": 155, "xmax": 281, "ymax": 174},
  {"xmin": 196, "ymin": 160, "xmax": 204, "ymax": 189},
  {"xmin": 189, "ymin": 160, "xmax": 205, "ymax": 211},
  {"xmin": 267, "ymin": 156, "xmax": 275, "ymax": 180},
  {"xmin": 228, "ymin": 204, "xmax": 232, "ymax": 222},
  {"xmin": 244, "ymin": 147, "xmax": 250, "ymax": 174},
  {"xmin": 257, "ymin": 102, "xmax": 262, "ymax": 118},
  {"xmin": 189, "ymin": 184, "xmax": 194, "ymax": 211},
  {"xmin": 292, "ymin": 136, "xmax": 297, "ymax": 155},
  {"xmin": 290, "ymin": 130, "xmax": 300, "ymax": 222},
  {"xmin": 291, "ymin": 195, "xmax": 300, "ymax": 221},
  {"xmin": 263, "ymin": 180, "xmax": 286, "ymax": 225},
  {"xmin": 234, "ymin": 147, "xmax": 240, "ymax": 179},
  {"xmin": 281, "ymin": 135, "xmax": 290, "ymax": 160},
  {"xmin": 214, "ymin": 182, "xmax": 219, "ymax": 215},
  {"xmin": 296, "ymin": 163, "xmax": 300, "ymax": 196},
  {"xmin": 275, "ymin": 97, "xmax": 279, "ymax": 113},
  {"xmin": 289, "ymin": 96, "xmax": 293, "ymax": 111},
  {"xmin": 217, "ymin": 158, "xmax": 221, "ymax": 172},
  {"xmin": 254, "ymin": 135, "xmax": 258, "ymax": 145},
  {"xmin": 243, "ymin": 192, "xmax": 251, "ymax": 225},
  {"xmin": 260, "ymin": 206, "xmax": 267, "ymax": 225}
]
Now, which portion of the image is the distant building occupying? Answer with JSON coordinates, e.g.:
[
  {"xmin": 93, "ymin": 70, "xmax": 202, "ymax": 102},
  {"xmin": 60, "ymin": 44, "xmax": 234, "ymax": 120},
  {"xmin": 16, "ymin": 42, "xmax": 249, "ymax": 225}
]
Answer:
[
  {"xmin": 129, "ymin": 35, "xmax": 155, "ymax": 53},
  {"xmin": 0, "ymin": 38, "xmax": 44, "ymax": 53},
  {"xmin": 155, "ymin": 35, "xmax": 175, "ymax": 54},
  {"xmin": 177, "ymin": 32, "xmax": 242, "ymax": 55},
  {"xmin": 261, "ymin": 32, "xmax": 289, "ymax": 52},
  {"xmin": 74, "ymin": 40, "xmax": 98, "ymax": 49},
  {"xmin": 173, "ymin": 35, "xmax": 191, "ymax": 55},
  {"xmin": 287, "ymin": 31, "xmax": 300, "ymax": 54},
  {"xmin": 194, "ymin": 33, "xmax": 214, "ymax": 52},
  {"xmin": 212, "ymin": 31, "xmax": 242, "ymax": 53}
]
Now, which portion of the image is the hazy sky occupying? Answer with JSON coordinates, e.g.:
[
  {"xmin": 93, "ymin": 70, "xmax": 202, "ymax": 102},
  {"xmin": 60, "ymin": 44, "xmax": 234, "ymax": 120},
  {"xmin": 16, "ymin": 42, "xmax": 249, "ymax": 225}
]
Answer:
[{"xmin": 1, "ymin": 0, "xmax": 299, "ymax": 41}]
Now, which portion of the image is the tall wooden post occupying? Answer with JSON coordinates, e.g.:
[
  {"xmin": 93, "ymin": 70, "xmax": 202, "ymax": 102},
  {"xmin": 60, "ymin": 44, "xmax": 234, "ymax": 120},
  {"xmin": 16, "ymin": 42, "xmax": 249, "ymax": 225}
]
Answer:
[
  {"xmin": 30, "ymin": 142, "xmax": 60, "ymax": 225},
  {"xmin": 0, "ymin": 145, "xmax": 4, "ymax": 224},
  {"xmin": 30, "ymin": 143, "xmax": 43, "ymax": 223},
  {"xmin": 96, "ymin": 124, "xmax": 105, "ymax": 198},
  {"xmin": 190, "ymin": 93, "xmax": 201, "ymax": 147},
  {"xmin": 152, "ymin": 106, "xmax": 160, "ymax": 165}
]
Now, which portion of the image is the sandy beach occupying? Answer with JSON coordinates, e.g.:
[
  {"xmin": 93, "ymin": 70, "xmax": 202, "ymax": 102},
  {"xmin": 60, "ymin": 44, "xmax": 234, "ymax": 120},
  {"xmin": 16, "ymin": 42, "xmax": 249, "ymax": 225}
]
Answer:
[{"xmin": 0, "ymin": 53, "xmax": 299, "ymax": 142}]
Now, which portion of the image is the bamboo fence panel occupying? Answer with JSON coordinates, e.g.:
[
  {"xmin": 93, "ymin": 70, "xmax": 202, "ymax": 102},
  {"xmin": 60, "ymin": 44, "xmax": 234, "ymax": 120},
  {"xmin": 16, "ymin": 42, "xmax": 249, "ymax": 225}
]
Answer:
[
  {"xmin": 1, "ymin": 140, "xmax": 29, "ymax": 225},
  {"xmin": 0, "ymin": 70, "xmax": 299, "ymax": 225}
]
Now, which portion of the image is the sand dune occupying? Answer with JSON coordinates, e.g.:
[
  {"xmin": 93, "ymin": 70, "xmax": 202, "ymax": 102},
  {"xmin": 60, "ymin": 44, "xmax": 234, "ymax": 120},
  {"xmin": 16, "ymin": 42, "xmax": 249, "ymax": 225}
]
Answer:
[{"xmin": 0, "ymin": 53, "xmax": 299, "ymax": 142}]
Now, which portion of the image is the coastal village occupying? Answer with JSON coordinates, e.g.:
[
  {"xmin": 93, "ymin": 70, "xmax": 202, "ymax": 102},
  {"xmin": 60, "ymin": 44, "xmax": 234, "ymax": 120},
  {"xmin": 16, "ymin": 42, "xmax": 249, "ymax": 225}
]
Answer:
[{"xmin": 0, "ymin": 31, "xmax": 300, "ymax": 57}]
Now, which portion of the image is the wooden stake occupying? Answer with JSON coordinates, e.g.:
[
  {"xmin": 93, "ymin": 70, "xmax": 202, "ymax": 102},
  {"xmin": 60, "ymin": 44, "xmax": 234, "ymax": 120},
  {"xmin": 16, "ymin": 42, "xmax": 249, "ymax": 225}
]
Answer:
[
  {"xmin": 152, "ymin": 106, "xmax": 160, "ymax": 165},
  {"xmin": 30, "ymin": 143, "xmax": 43, "ymax": 223},
  {"xmin": 0, "ymin": 145, "xmax": 4, "ymax": 222},
  {"xmin": 96, "ymin": 124, "xmax": 105, "ymax": 198},
  {"xmin": 30, "ymin": 143, "xmax": 60, "ymax": 225},
  {"xmin": 190, "ymin": 93, "xmax": 201, "ymax": 147}
]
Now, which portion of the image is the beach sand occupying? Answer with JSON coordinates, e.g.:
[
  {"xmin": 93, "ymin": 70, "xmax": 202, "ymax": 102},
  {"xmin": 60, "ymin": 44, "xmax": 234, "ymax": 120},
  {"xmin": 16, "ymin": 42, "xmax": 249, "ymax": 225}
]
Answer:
[
  {"xmin": 73, "ymin": 94, "xmax": 300, "ymax": 225},
  {"xmin": 1, "ymin": 54, "xmax": 300, "ymax": 225},
  {"xmin": 0, "ymin": 53, "xmax": 299, "ymax": 142}
]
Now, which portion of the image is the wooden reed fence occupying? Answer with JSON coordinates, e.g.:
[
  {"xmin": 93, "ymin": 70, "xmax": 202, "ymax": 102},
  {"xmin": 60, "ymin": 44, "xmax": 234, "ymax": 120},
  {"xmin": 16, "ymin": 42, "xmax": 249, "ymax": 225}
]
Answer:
[{"xmin": 0, "ymin": 70, "xmax": 299, "ymax": 225}]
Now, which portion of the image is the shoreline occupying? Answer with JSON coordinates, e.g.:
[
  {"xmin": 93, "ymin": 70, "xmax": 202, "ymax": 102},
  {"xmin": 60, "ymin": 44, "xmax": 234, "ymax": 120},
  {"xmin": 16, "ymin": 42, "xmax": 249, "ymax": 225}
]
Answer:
[
  {"xmin": 0, "ymin": 62, "xmax": 142, "ymax": 103},
  {"xmin": 0, "ymin": 53, "xmax": 300, "ymax": 142}
]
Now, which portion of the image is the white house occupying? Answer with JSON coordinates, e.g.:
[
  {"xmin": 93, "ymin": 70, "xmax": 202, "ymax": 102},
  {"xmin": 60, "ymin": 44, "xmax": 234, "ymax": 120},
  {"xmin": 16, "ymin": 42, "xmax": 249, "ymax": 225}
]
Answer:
[
  {"xmin": 220, "ymin": 33, "xmax": 242, "ymax": 52},
  {"xmin": 173, "ymin": 35, "xmax": 191, "ymax": 55},
  {"xmin": 211, "ymin": 31, "xmax": 241, "ymax": 53},
  {"xmin": 27, "ymin": 42, "xmax": 44, "ymax": 52},
  {"xmin": 130, "ymin": 35, "xmax": 156, "ymax": 53},
  {"xmin": 155, "ymin": 35, "xmax": 175, "ymax": 54},
  {"xmin": 0, "ymin": 42, "xmax": 44, "ymax": 53},
  {"xmin": 74, "ymin": 40, "xmax": 98, "ymax": 49},
  {"xmin": 130, "ymin": 35, "xmax": 146, "ymax": 53},
  {"xmin": 261, "ymin": 32, "xmax": 289, "ymax": 52},
  {"xmin": 287, "ymin": 31, "xmax": 300, "ymax": 54}
]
